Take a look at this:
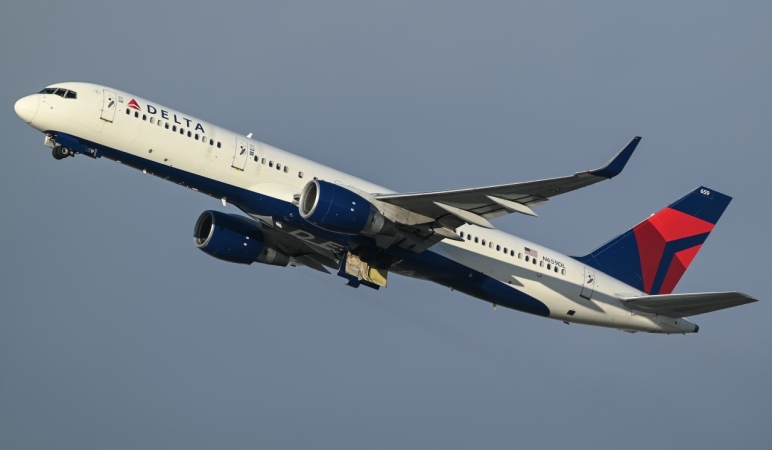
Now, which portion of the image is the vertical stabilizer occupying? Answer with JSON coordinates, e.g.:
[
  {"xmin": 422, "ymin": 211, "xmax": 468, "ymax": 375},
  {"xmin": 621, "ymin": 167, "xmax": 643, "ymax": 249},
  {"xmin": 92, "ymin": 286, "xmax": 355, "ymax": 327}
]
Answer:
[{"xmin": 574, "ymin": 187, "xmax": 731, "ymax": 294}]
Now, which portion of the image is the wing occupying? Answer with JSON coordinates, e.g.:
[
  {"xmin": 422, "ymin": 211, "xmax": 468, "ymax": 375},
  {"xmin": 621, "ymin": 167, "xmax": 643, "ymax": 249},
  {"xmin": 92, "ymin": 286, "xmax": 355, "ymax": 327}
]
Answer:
[
  {"xmin": 376, "ymin": 137, "xmax": 641, "ymax": 231},
  {"xmin": 620, "ymin": 292, "xmax": 758, "ymax": 317},
  {"xmin": 253, "ymin": 218, "xmax": 341, "ymax": 273}
]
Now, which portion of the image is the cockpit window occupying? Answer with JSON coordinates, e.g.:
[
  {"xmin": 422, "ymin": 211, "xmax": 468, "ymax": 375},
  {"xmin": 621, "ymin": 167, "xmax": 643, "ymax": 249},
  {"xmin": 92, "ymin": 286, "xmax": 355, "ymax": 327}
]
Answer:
[{"xmin": 37, "ymin": 87, "xmax": 76, "ymax": 99}]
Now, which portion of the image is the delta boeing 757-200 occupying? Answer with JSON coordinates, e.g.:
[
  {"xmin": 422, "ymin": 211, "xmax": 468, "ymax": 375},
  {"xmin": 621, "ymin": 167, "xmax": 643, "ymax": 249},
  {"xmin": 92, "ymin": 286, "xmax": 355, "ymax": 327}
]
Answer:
[{"xmin": 14, "ymin": 83, "xmax": 757, "ymax": 334}]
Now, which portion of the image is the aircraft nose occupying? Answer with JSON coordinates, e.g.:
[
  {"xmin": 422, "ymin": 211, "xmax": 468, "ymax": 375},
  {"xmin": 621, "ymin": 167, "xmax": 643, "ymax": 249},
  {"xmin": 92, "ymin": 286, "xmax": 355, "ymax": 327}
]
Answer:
[{"xmin": 14, "ymin": 95, "xmax": 39, "ymax": 123}]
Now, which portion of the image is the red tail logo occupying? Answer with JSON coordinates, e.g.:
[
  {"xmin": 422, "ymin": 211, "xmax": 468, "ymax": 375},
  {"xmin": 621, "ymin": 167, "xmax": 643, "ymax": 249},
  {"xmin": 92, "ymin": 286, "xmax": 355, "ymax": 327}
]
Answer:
[{"xmin": 128, "ymin": 99, "xmax": 141, "ymax": 111}]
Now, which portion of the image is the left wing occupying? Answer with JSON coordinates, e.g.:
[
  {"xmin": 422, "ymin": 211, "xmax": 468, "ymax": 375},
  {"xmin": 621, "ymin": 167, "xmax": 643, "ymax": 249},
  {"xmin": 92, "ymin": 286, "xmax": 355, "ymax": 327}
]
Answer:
[{"xmin": 376, "ymin": 137, "xmax": 640, "ymax": 231}]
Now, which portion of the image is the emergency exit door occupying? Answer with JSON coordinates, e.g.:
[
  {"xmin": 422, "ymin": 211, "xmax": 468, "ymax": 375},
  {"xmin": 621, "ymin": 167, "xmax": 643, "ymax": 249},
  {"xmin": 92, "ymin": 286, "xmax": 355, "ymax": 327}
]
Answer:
[
  {"xmin": 100, "ymin": 89, "xmax": 117, "ymax": 122},
  {"xmin": 232, "ymin": 138, "xmax": 248, "ymax": 170},
  {"xmin": 580, "ymin": 266, "xmax": 595, "ymax": 299}
]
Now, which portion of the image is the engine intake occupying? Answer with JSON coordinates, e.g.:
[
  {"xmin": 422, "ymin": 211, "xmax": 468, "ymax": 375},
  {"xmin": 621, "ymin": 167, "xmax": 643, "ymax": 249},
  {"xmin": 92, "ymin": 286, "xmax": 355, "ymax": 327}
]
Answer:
[
  {"xmin": 299, "ymin": 179, "xmax": 396, "ymax": 236},
  {"xmin": 193, "ymin": 210, "xmax": 289, "ymax": 266}
]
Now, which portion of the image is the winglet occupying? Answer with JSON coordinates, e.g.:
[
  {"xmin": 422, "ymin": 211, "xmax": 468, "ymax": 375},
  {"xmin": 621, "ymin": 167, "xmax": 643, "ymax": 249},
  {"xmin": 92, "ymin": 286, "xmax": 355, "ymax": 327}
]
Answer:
[{"xmin": 588, "ymin": 136, "xmax": 641, "ymax": 179}]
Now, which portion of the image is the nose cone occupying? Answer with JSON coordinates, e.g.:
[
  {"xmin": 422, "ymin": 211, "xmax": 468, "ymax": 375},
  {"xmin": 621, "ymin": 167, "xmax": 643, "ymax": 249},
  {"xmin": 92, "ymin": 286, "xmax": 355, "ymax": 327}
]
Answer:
[{"xmin": 14, "ymin": 95, "xmax": 39, "ymax": 123}]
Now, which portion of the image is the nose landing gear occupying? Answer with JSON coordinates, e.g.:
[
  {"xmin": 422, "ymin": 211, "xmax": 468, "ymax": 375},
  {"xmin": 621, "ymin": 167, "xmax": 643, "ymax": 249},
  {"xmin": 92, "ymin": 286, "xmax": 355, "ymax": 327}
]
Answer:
[{"xmin": 52, "ymin": 145, "xmax": 74, "ymax": 160}]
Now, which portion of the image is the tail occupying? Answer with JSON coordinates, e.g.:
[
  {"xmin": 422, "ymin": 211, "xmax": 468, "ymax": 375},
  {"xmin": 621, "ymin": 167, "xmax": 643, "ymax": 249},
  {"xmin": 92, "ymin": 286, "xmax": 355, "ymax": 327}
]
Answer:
[{"xmin": 574, "ymin": 187, "xmax": 732, "ymax": 294}]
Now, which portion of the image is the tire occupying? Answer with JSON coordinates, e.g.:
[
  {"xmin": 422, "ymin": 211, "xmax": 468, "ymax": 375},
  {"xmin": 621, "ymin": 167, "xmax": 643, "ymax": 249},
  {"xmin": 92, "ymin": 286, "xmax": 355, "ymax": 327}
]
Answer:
[{"xmin": 53, "ymin": 146, "xmax": 72, "ymax": 159}]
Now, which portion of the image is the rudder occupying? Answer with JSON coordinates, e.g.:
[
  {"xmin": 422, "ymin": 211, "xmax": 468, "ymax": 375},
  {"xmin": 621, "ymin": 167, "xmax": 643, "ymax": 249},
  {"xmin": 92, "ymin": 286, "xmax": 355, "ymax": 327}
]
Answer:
[{"xmin": 573, "ymin": 187, "xmax": 731, "ymax": 294}]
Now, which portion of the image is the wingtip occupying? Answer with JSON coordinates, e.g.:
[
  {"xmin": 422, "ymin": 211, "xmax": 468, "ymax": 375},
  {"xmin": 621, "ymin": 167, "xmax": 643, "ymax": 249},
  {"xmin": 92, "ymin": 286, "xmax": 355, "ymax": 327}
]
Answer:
[{"xmin": 588, "ymin": 136, "xmax": 641, "ymax": 179}]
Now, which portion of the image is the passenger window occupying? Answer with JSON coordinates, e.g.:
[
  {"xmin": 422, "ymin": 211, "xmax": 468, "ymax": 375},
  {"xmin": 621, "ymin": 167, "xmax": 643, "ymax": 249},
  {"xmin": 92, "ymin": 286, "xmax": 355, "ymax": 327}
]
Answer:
[
  {"xmin": 489, "ymin": 242, "xmax": 493, "ymax": 249},
  {"xmin": 254, "ymin": 156, "xmax": 258, "ymax": 162},
  {"xmin": 269, "ymin": 161, "xmax": 274, "ymax": 167},
  {"xmin": 474, "ymin": 237, "xmax": 478, "ymax": 243},
  {"xmin": 284, "ymin": 166, "xmax": 288, "ymax": 173},
  {"xmin": 65, "ymin": 90, "xmax": 77, "ymax": 99},
  {"xmin": 126, "ymin": 108, "xmax": 130, "ymax": 115},
  {"xmin": 496, "ymin": 245, "xmax": 501, "ymax": 251},
  {"xmin": 561, "ymin": 269, "xmax": 566, "ymax": 275},
  {"xmin": 135, "ymin": 112, "xmax": 139, "ymax": 118},
  {"xmin": 547, "ymin": 264, "xmax": 551, "ymax": 270},
  {"xmin": 298, "ymin": 172, "xmax": 304, "ymax": 178},
  {"xmin": 173, "ymin": 125, "xmax": 177, "ymax": 131},
  {"xmin": 142, "ymin": 115, "xmax": 147, "ymax": 121},
  {"xmin": 503, "ymin": 247, "xmax": 507, "ymax": 253},
  {"xmin": 525, "ymin": 255, "xmax": 529, "ymax": 262},
  {"xmin": 261, "ymin": 158, "xmax": 266, "ymax": 164},
  {"xmin": 510, "ymin": 250, "xmax": 515, "ymax": 256},
  {"xmin": 210, "ymin": 139, "xmax": 214, "ymax": 145},
  {"xmin": 481, "ymin": 239, "xmax": 486, "ymax": 246},
  {"xmin": 533, "ymin": 258, "xmax": 537, "ymax": 265},
  {"xmin": 467, "ymin": 235, "xmax": 472, "ymax": 241},
  {"xmin": 554, "ymin": 266, "xmax": 559, "ymax": 273},
  {"xmin": 195, "ymin": 134, "xmax": 199, "ymax": 140},
  {"xmin": 180, "ymin": 129, "xmax": 184, "ymax": 135},
  {"xmin": 460, "ymin": 231, "xmax": 464, "ymax": 238},
  {"xmin": 187, "ymin": 131, "xmax": 191, "ymax": 137},
  {"xmin": 217, "ymin": 142, "xmax": 221, "ymax": 148},
  {"xmin": 201, "ymin": 135, "xmax": 205, "ymax": 141},
  {"xmin": 157, "ymin": 120, "xmax": 162, "ymax": 127},
  {"xmin": 276, "ymin": 163, "xmax": 281, "ymax": 170},
  {"xmin": 518, "ymin": 253, "xmax": 522, "ymax": 259},
  {"xmin": 150, "ymin": 117, "xmax": 155, "ymax": 124}
]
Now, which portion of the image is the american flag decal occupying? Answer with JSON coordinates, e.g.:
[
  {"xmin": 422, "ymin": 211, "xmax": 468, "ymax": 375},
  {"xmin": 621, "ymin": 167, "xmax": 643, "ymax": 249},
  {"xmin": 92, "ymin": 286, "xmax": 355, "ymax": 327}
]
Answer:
[{"xmin": 525, "ymin": 247, "xmax": 538, "ymax": 258}]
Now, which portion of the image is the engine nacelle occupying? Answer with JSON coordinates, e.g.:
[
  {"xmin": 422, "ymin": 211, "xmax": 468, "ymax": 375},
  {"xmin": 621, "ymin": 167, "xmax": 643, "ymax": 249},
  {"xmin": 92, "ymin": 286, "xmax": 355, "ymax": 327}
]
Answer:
[
  {"xmin": 298, "ymin": 179, "xmax": 396, "ymax": 236},
  {"xmin": 193, "ymin": 210, "xmax": 289, "ymax": 266}
]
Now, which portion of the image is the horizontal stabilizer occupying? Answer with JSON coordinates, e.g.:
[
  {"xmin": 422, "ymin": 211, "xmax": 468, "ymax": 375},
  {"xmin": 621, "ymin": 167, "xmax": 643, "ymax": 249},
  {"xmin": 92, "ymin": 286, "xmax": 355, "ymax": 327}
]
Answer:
[{"xmin": 621, "ymin": 291, "xmax": 757, "ymax": 317}]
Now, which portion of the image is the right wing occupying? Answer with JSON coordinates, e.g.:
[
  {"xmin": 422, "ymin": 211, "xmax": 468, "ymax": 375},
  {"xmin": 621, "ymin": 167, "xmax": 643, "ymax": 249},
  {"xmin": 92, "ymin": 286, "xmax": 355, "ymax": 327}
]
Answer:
[
  {"xmin": 367, "ymin": 137, "xmax": 640, "ymax": 252},
  {"xmin": 620, "ymin": 292, "xmax": 758, "ymax": 317}
]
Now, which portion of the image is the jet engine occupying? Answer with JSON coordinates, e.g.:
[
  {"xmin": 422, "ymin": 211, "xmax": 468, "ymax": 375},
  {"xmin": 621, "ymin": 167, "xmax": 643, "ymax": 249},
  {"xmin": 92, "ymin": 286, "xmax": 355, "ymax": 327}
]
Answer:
[
  {"xmin": 298, "ymin": 179, "xmax": 396, "ymax": 236},
  {"xmin": 193, "ymin": 210, "xmax": 290, "ymax": 266}
]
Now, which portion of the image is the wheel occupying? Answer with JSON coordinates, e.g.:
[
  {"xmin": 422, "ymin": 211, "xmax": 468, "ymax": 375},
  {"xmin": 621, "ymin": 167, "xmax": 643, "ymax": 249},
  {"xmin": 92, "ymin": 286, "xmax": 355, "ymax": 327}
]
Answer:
[
  {"xmin": 358, "ymin": 248, "xmax": 376, "ymax": 263},
  {"xmin": 52, "ymin": 146, "xmax": 66, "ymax": 160},
  {"xmin": 52, "ymin": 146, "xmax": 71, "ymax": 159},
  {"xmin": 374, "ymin": 256, "xmax": 392, "ymax": 270}
]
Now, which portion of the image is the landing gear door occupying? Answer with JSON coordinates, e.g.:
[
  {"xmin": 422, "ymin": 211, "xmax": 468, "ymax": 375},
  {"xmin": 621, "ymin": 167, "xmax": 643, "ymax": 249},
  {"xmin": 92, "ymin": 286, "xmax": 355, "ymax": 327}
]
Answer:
[
  {"xmin": 100, "ymin": 89, "xmax": 117, "ymax": 122},
  {"xmin": 232, "ymin": 138, "xmax": 248, "ymax": 170},
  {"xmin": 580, "ymin": 266, "xmax": 595, "ymax": 299}
]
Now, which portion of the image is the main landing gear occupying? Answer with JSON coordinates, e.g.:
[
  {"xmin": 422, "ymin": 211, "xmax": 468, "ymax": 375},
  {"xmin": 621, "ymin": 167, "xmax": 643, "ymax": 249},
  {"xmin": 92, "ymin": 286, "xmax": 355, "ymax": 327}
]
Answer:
[
  {"xmin": 52, "ymin": 145, "xmax": 74, "ymax": 160},
  {"xmin": 357, "ymin": 247, "xmax": 394, "ymax": 270}
]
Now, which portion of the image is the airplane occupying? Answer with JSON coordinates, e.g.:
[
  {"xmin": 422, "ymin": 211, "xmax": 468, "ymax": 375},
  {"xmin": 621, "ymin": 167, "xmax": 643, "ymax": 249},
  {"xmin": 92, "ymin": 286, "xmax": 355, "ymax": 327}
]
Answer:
[{"xmin": 13, "ymin": 82, "xmax": 757, "ymax": 334}]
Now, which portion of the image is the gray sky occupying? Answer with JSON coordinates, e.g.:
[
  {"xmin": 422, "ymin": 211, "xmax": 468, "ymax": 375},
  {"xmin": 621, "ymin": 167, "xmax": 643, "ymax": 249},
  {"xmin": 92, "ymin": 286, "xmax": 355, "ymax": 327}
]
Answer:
[{"xmin": 1, "ymin": 1, "xmax": 770, "ymax": 449}]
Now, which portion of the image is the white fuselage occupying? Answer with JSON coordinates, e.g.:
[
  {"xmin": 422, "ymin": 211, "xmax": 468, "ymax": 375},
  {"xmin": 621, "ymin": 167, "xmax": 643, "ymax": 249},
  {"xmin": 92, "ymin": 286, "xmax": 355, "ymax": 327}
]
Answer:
[{"xmin": 15, "ymin": 82, "xmax": 698, "ymax": 334}]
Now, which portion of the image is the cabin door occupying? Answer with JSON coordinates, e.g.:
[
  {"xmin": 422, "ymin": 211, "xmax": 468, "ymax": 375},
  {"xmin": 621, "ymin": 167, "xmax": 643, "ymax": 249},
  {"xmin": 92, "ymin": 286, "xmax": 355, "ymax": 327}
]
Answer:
[
  {"xmin": 232, "ymin": 138, "xmax": 249, "ymax": 170},
  {"xmin": 580, "ymin": 266, "xmax": 595, "ymax": 299},
  {"xmin": 100, "ymin": 89, "xmax": 117, "ymax": 122}
]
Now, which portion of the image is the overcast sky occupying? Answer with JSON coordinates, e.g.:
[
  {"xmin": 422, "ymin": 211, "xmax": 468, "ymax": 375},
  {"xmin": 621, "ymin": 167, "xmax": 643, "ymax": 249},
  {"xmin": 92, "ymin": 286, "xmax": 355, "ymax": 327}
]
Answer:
[{"xmin": 1, "ymin": 1, "xmax": 770, "ymax": 449}]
